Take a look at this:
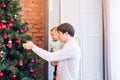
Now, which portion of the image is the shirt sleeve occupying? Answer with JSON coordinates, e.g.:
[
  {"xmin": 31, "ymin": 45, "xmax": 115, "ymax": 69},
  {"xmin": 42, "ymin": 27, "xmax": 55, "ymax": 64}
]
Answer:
[{"xmin": 32, "ymin": 44, "xmax": 75, "ymax": 62}]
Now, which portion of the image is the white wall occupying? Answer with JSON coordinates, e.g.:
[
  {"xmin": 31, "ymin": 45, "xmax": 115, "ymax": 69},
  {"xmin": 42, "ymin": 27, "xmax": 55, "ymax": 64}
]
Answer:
[
  {"xmin": 108, "ymin": 0, "xmax": 120, "ymax": 80},
  {"xmin": 48, "ymin": 0, "xmax": 60, "ymax": 80}
]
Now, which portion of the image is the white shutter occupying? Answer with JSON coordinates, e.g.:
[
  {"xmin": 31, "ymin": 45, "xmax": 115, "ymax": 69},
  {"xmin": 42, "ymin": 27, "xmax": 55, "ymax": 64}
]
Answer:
[{"xmin": 60, "ymin": 0, "xmax": 103, "ymax": 80}]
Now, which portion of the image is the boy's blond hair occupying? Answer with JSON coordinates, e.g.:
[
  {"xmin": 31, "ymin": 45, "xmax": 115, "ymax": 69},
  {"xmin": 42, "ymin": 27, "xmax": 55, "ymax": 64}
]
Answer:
[{"xmin": 51, "ymin": 27, "xmax": 57, "ymax": 32}]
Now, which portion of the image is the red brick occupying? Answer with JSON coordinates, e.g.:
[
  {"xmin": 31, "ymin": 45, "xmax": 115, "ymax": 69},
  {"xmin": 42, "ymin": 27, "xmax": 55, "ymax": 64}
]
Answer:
[{"xmin": 20, "ymin": 0, "xmax": 44, "ymax": 46}]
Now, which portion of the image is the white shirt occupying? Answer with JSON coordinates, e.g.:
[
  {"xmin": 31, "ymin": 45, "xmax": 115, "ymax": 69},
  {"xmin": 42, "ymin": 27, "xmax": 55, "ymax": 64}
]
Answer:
[{"xmin": 32, "ymin": 38, "xmax": 81, "ymax": 80}]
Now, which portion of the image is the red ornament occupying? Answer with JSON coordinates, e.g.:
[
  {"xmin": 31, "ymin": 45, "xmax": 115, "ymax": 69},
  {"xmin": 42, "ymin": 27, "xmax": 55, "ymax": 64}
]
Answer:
[
  {"xmin": 2, "ymin": 33, "xmax": 8, "ymax": 40},
  {"xmin": 0, "ymin": 71, "xmax": 4, "ymax": 78},
  {"xmin": 23, "ymin": 27, "xmax": 27, "ymax": 31},
  {"xmin": 18, "ymin": 60, "xmax": 24, "ymax": 67},
  {"xmin": 0, "ymin": 3, "xmax": 6, "ymax": 8},
  {"xmin": 30, "ymin": 58, "xmax": 35, "ymax": 63},
  {"xmin": 7, "ymin": 41, "xmax": 12, "ymax": 49},
  {"xmin": 12, "ymin": 73, "xmax": 17, "ymax": 79},
  {"xmin": 14, "ymin": 17, "xmax": 18, "ymax": 20},
  {"xmin": 7, "ymin": 23, "xmax": 13, "ymax": 28},
  {"xmin": 19, "ymin": 29, "xmax": 24, "ymax": 33},
  {"xmin": 29, "ymin": 68, "xmax": 34, "ymax": 73},
  {"xmin": 0, "ymin": 22, "xmax": 6, "ymax": 30},
  {"xmin": 15, "ymin": 38, "xmax": 21, "ymax": 44},
  {"xmin": 0, "ymin": 14, "xmax": 2, "ymax": 17},
  {"xmin": 9, "ymin": 18, "xmax": 14, "ymax": 22},
  {"xmin": 0, "ymin": 53, "xmax": 2, "ymax": 57},
  {"xmin": 11, "ymin": 0, "xmax": 15, "ymax": 2},
  {"xmin": 0, "ymin": 44, "xmax": 2, "ymax": 49},
  {"xmin": 0, "ymin": 51, "xmax": 3, "ymax": 57},
  {"xmin": 26, "ymin": 52, "xmax": 31, "ymax": 55}
]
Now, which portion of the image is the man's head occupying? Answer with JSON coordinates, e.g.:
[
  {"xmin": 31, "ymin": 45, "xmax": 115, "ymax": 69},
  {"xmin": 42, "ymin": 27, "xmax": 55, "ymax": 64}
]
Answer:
[
  {"xmin": 50, "ymin": 27, "xmax": 59, "ymax": 40},
  {"xmin": 57, "ymin": 23, "xmax": 75, "ymax": 43}
]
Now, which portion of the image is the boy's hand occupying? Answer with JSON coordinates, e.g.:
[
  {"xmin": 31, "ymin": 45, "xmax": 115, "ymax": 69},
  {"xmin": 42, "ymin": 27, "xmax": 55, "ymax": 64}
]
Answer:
[
  {"xmin": 51, "ymin": 61, "xmax": 58, "ymax": 66},
  {"xmin": 23, "ymin": 41, "xmax": 34, "ymax": 50}
]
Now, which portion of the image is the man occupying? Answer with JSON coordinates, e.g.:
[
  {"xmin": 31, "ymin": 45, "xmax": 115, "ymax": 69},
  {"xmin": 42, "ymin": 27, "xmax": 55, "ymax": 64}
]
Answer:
[{"xmin": 23, "ymin": 23, "xmax": 81, "ymax": 80}]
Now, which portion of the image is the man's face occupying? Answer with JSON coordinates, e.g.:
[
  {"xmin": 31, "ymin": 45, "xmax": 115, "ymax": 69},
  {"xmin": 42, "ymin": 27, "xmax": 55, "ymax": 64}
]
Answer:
[{"xmin": 57, "ymin": 31, "xmax": 66, "ymax": 42}]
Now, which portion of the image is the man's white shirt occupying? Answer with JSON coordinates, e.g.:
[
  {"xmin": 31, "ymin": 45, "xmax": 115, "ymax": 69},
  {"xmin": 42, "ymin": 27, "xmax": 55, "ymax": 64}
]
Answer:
[{"xmin": 32, "ymin": 38, "xmax": 81, "ymax": 80}]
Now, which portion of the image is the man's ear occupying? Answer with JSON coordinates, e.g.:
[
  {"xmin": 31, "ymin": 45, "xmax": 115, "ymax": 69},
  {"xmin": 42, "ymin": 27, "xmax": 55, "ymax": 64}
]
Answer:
[{"xmin": 65, "ymin": 32, "xmax": 68, "ymax": 36}]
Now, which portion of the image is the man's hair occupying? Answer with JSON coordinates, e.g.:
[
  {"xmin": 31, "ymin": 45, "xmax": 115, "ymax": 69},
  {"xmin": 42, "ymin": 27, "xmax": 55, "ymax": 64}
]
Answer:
[{"xmin": 57, "ymin": 23, "xmax": 75, "ymax": 37}]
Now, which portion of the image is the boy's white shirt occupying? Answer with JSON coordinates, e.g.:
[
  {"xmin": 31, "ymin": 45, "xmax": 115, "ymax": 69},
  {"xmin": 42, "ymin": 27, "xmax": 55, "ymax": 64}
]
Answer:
[{"xmin": 32, "ymin": 38, "xmax": 81, "ymax": 80}]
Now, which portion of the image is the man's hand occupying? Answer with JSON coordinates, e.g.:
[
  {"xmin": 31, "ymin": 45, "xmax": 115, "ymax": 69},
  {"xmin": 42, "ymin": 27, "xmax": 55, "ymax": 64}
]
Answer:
[{"xmin": 23, "ymin": 41, "xmax": 34, "ymax": 50}]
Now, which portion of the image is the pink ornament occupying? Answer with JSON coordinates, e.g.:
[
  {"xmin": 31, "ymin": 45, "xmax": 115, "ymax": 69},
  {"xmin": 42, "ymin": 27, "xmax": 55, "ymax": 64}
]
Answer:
[
  {"xmin": 0, "ymin": 51, "xmax": 3, "ymax": 57},
  {"xmin": 0, "ymin": 14, "xmax": 2, "ymax": 17},
  {"xmin": 0, "ymin": 44, "xmax": 2, "ymax": 49},
  {"xmin": 9, "ymin": 18, "xmax": 14, "ymax": 22},
  {"xmin": 26, "ymin": 52, "xmax": 31, "ymax": 55},
  {"xmin": 29, "ymin": 68, "xmax": 34, "ymax": 73},
  {"xmin": 15, "ymin": 38, "xmax": 21, "ymax": 44},
  {"xmin": 0, "ymin": 3, "xmax": 6, "ymax": 8},
  {"xmin": 2, "ymin": 34, "xmax": 8, "ymax": 40},
  {"xmin": 7, "ymin": 23, "xmax": 13, "ymax": 28},
  {"xmin": 18, "ymin": 60, "xmax": 24, "ymax": 67},
  {"xmin": 7, "ymin": 41, "xmax": 12, "ymax": 49},
  {"xmin": 11, "ymin": 0, "xmax": 15, "ymax": 2},
  {"xmin": 23, "ymin": 27, "xmax": 27, "ymax": 30},
  {"xmin": 30, "ymin": 58, "xmax": 35, "ymax": 63},
  {"xmin": 0, "ymin": 71, "xmax": 4, "ymax": 78},
  {"xmin": 12, "ymin": 73, "xmax": 17, "ymax": 79},
  {"xmin": 14, "ymin": 15, "xmax": 17, "ymax": 18},
  {"xmin": 0, "ymin": 22, "xmax": 6, "ymax": 30},
  {"xmin": 19, "ymin": 29, "xmax": 24, "ymax": 33}
]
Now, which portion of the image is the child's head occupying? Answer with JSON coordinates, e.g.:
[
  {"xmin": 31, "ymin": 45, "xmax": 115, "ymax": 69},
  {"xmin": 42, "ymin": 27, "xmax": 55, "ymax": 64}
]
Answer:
[{"xmin": 50, "ymin": 27, "xmax": 59, "ymax": 40}]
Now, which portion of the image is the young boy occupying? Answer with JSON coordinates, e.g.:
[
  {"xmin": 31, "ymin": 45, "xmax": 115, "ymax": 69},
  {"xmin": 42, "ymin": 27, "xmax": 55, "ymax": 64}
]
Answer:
[{"xmin": 50, "ymin": 27, "xmax": 64, "ymax": 80}]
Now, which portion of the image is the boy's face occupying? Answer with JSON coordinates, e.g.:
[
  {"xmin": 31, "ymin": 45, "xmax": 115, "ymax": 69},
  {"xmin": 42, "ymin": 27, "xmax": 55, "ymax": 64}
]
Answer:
[{"xmin": 51, "ymin": 29, "xmax": 59, "ymax": 40}]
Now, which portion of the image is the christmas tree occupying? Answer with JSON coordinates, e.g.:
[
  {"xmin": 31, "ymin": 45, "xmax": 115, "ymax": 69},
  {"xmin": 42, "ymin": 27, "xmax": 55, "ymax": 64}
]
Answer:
[{"xmin": 0, "ymin": 0, "xmax": 44, "ymax": 80}]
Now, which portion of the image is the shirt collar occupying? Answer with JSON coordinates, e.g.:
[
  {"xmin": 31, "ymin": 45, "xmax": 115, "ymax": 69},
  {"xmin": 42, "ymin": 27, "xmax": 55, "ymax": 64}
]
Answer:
[{"xmin": 64, "ymin": 38, "xmax": 74, "ymax": 46}]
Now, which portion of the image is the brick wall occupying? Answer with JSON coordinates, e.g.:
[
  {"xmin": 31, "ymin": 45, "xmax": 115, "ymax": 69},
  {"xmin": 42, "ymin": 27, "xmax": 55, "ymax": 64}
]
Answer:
[
  {"xmin": 19, "ymin": 0, "xmax": 46, "ymax": 79},
  {"xmin": 20, "ymin": 0, "xmax": 44, "ymax": 48}
]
